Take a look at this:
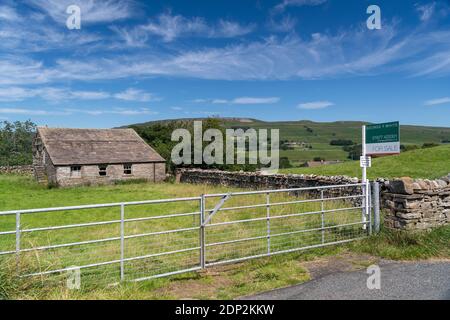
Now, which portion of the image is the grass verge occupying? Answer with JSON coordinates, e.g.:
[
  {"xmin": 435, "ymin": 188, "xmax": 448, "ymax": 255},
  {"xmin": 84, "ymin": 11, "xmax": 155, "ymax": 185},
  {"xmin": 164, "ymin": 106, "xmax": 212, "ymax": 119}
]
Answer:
[
  {"xmin": 0, "ymin": 245, "xmax": 346, "ymax": 300},
  {"xmin": 348, "ymin": 225, "xmax": 450, "ymax": 260}
]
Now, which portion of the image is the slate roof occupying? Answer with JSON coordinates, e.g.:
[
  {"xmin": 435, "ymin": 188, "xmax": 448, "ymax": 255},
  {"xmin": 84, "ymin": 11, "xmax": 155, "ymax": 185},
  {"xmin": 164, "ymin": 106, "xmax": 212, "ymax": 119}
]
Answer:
[{"xmin": 37, "ymin": 127, "xmax": 165, "ymax": 166}]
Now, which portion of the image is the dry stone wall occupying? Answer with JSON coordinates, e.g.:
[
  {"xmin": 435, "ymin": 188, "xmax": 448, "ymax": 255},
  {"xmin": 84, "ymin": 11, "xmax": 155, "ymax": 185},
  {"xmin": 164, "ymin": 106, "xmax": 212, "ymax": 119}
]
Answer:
[
  {"xmin": 177, "ymin": 169, "xmax": 364, "ymax": 206},
  {"xmin": 178, "ymin": 169, "xmax": 450, "ymax": 231},
  {"xmin": 382, "ymin": 176, "xmax": 450, "ymax": 230},
  {"xmin": 0, "ymin": 165, "xmax": 33, "ymax": 175}
]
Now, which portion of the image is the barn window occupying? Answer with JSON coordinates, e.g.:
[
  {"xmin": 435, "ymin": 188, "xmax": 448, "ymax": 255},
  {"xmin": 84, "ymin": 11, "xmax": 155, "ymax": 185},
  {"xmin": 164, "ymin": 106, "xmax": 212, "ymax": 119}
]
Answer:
[
  {"xmin": 70, "ymin": 166, "xmax": 81, "ymax": 177},
  {"xmin": 98, "ymin": 165, "xmax": 107, "ymax": 176},
  {"xmin": 123, "ymin": 164, "xmax": 132, "ymax": 175}
]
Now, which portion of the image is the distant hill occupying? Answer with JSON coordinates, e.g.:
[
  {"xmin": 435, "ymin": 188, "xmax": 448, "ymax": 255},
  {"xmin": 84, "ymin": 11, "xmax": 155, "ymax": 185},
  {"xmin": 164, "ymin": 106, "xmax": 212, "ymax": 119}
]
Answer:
[{"xmin": 128, "ymin": 118, "xmax": 450, "ymax": 165}]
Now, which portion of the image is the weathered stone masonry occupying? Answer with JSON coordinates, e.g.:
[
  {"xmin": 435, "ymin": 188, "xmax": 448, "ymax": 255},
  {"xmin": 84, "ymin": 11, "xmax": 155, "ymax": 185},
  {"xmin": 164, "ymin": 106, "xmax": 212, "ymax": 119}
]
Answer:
[
  {"xmin": 382, "ymin": 177, "xmax": 450, "ymax": 230},
  {"xmin": 177, "ymin": 169, "xmax": 450, "ymax": 231},
  {"xmin": 0, "ymin": 165, "xmax": 34, "ymax": 175},
  {"xmin": 177, "ymin": 168, "xmax": 363, "ymax": 204},
  {"xmin": 177, "ymin": 169, "xmax": 367, "ymax": 213},
  {"xmin": 32, "ymin": 127, "xmax": 166, "ymax": 187}
]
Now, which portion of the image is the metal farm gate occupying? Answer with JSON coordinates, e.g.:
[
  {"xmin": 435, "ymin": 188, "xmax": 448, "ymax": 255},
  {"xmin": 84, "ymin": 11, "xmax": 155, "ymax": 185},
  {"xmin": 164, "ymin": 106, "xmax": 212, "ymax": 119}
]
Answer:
[{"xmin": 0, "ymin": 182, "xmax": 379, "ymax": 286}]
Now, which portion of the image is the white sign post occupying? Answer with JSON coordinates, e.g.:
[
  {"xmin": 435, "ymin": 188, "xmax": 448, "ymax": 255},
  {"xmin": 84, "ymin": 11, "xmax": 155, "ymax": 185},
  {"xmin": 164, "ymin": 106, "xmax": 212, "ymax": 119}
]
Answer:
[
  {"xmin": 361, "ymin": 125, "xmax": 369, "ymax": 183},
  {"xmin": 361, "ymin": 122, "xmax": 400, "ymax": 232},
  {"xmin": 361, "ymin": 126, "xmax": 369, "ymax": 230}
]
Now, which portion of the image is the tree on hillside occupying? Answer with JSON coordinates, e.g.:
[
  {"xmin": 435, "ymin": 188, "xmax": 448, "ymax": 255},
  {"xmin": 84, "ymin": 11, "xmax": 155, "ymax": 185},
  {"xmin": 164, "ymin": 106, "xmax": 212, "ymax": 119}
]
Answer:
[
  {"xmin": 0, "ymin": 120, "xmax": 36, "ymax": 166},
  {"xmin": 132, "ymin": 118, "xmax": 263, "ymax": 173},
  {"xmin": 400, "ymin": 144, "xmax": 419, "ymax": 152},
  {"xmin": 422, "ymin": 142, "xmax": 440, "ymax": 149},
  {"xmin": 279, "ymin": 157, "xmax": 292, "ymax": 169},
  {"xmin": 343, "ymin": 144, "xmax": 362, "ymax": 160},
  {"xmin": 330, "ymin": 139, "xmax": 354, "ymax": 146}
]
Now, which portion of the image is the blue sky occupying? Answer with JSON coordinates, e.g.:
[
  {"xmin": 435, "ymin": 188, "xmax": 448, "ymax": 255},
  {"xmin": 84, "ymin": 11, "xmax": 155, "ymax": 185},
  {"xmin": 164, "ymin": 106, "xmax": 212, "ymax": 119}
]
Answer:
[{"xmin": 0, "ymin": 0, "xmax": 449, "ymax": 128}]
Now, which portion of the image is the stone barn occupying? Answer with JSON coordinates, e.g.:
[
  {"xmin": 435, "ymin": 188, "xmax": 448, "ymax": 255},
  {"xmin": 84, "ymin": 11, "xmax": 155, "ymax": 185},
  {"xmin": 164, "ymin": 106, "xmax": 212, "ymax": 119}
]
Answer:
[{"xmin": 32, "ymin": 127, "xmax": 166, "ymax": 187}]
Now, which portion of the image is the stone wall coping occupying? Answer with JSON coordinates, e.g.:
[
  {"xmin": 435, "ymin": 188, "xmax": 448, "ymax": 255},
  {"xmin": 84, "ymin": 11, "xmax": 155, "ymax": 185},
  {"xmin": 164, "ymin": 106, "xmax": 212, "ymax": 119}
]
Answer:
[
  {"xmin": 178, "ymin": 169, "xmax": 450, "ymax": 194},
  {"xmin": 0, "ymin": 165, "xmax": 34, "ymax": 175},
  {"xmin": 177, "ymin": 168, "xmax": 360, "ymax": 184}
]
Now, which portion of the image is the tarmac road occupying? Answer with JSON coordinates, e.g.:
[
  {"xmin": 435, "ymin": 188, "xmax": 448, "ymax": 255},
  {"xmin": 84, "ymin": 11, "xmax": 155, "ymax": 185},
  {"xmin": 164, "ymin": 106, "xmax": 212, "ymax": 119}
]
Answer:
[{"xmin": 244, "ymin": 261, "xmax": 450, "ymax": 300}]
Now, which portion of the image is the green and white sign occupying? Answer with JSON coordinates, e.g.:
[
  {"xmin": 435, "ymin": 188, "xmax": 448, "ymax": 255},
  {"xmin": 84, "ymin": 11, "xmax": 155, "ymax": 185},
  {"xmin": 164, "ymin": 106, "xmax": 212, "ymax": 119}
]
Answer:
[{"xmin": 365, "ymin": 121, "xmax": 400, "ymax": 155}]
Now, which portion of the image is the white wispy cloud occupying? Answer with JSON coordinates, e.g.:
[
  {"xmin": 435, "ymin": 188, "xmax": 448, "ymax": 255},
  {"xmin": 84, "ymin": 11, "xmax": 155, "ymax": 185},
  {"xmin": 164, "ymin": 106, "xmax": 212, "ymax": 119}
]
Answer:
[
  {"xmin": 0, "ymin": 87, "xmax": 35, "ymax": 101},
  {"xmin": 297, "ymin": 101, "xmax": 334, "ymax": 110},
  {"xmin": 0, "ymin": 86, "xmax": 158, "ymax": 102},
  {"xmin": 196, "ymin": 97, "xmax": 280, "ymax": 105},
  {"xmin": 26, "ymin": 0, "xmax": 135, "ymax": 24},
  {"xmin": 416, "ymin": 2, "xmax": 436, "ymax": 22},
  {"xmin": 0, "ymin": 108, "xmax": 69, "ymax": 116},
  {"xmin": 65, "ymin": 107, "xmax": 158, "ymax": 116},
  {"xmin": 109, "ymin": 25, "xmax": 148, "ymax": 48},
  {"xmin": 216, "ymin": 19, "xmax": 255, "ymax": 38},
  {"xmin": 268, "ymin": 14, "xmax": 297, "ymax": 32},
  {"xmin": 231, "ymin": 97, "xmax": 280, "ymax": 104},
  {"xmin": 273, "ymin": 0, "xmax": 327, "ymax": 13},
  {"xmin": 69, "ymin": 91, "xmax": 110, "ymax": 100},
  {"xmin": 212, "ymin": 99, "xmax": 229, "ymax": 104},
  {"xmin": 0, "ymin": 57, "xmax": 50, "ymax": 85},
  {"xmin": 114, "ymin": 12, "xmax": 255, "ymax": 43},
  {"xmin": 0, "ymin": 87, "xmax": 110, "ymax": 102},
  {"xmin": 36, "ymin": 24, "xmax": 409, "ymax": 81},
  {"xmin": 406, "ymin": 45, "xmax": 450, "ymax": 77},
  {"xmin": 0, "ymin": 107, "xmax": 158, "ymax": 116},
  {"xmin": 0, "ymin": 4, "xmax": 103, "ymax": 53},
  {"xmin": 424, "ymin": 97, "xmax": 450, "ymax": 106},
  {"xmin": 0, "ymin": 5, "xmax": 20, "ymax": 21},
  {"xmin": 113, "ymin": 88, "xmax": 159, "ymax": 102},
  {"xmin": 2, "ymin": 13, "xmax": 450, "ymax": 84}
]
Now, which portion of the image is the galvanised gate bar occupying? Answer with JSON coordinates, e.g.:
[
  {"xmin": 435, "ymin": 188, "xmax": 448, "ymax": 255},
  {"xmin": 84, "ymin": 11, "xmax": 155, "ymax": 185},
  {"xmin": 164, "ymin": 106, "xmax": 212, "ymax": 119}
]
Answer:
[{"xmin": 0, "ymin": 182, "xmax": 377, "ymax": 285}]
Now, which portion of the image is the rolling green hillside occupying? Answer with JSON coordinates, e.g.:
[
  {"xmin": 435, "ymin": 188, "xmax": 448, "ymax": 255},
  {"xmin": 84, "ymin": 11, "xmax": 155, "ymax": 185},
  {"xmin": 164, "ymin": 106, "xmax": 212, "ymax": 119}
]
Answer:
[
  {"xmin": 281, "ymin": 145, "xmax": 450, "ymax": 179},
  {"xmin": 223, "ymin": 119, "xmax": 450, "ymax": 144},
  {"xmin": 129, "ymin": 118, "xmax": 450, "ymax": 166}
]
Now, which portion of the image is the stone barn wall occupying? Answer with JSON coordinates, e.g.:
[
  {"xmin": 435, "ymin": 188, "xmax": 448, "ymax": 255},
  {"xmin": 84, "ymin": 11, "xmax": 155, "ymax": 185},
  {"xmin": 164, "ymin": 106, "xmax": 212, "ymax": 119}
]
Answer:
[{"xmin": 56, "ymin": 162, "xmax": 166, "ymax": 187}]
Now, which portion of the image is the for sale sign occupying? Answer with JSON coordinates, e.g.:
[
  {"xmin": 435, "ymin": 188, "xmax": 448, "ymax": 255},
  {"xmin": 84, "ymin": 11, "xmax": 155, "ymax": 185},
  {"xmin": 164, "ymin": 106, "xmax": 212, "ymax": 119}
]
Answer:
[{"xmin": 365, "ymin": 122, "xmax": 400, "ymax": 155}]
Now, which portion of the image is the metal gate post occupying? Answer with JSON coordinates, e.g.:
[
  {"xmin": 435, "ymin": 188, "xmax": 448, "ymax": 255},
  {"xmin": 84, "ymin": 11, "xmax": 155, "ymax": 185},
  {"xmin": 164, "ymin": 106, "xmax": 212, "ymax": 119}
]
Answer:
[
  {"xmin": 372, "ymin": 182, "xmax": 381, "ymax": 233},
  {"xmin": 15, "ymin": 212, "xmax": 21, "ymax": 270},
  {"xmin": 120, "ymin": 204, "xmax": 125, "ymax": 281},
  {"xmin": 368, "ymin": 182, "xmax": 372, "ymax": 235},
  {"xmin": 266, "ymin": 192, "xmax": 271, "ymax": 254},
  {"xmin": 363, "ymin": 180, "xmax": 370, "ymax": 234},
  {"xmin": 200, "ymin": 195, "xmax": 206, "ymax": 269},
  {"xmin": 362, "ymin": 183, "xmax": 367, "ymax": 231},
  {"xmin": 320, "ymin": 190, "xmax": 325, "ymax": 244}
]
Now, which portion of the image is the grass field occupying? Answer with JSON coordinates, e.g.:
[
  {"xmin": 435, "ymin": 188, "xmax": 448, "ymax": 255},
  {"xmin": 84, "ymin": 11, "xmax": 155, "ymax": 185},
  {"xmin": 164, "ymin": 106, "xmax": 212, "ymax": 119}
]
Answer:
[
  {"xmin": 0, "ymin": 175, "xmax": 449, "ymax": 300},
  {"xmin": 281, "ymin": 145, "xmax": 450, "ymax": 179},
  {"xmin": 280, "ymin": 147, "xmax": 348, "ymax": 165},
  {"xmin": 0, "ymin": 175, "xmax": 365, "ymax": 299}
]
